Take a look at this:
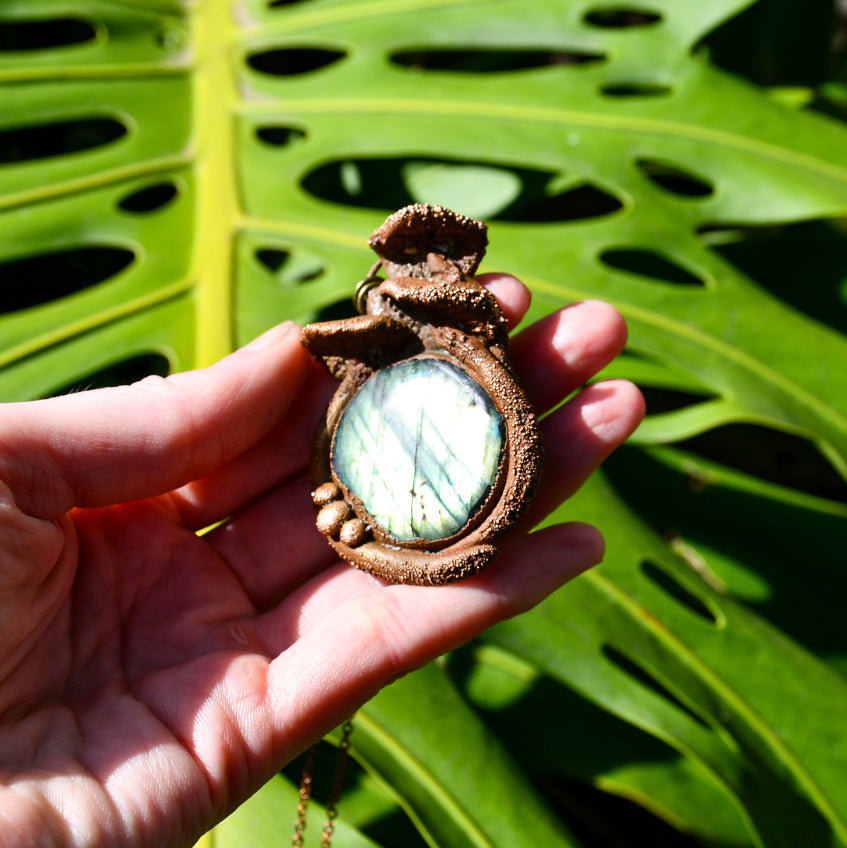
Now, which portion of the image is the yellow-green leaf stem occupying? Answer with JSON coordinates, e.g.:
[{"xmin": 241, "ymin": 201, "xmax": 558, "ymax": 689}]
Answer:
[{"xmin": 192, "ymin": 0, "xmax": 241, "ymax": 365}]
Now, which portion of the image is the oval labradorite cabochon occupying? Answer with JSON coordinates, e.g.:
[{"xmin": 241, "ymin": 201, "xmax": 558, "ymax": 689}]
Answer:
[{"xmin": 332, "ymin": 356, "xmax": 505, "ymax": 543}]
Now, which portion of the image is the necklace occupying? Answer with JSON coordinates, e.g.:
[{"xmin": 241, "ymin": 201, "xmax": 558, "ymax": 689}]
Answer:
[
  {"xmin": 301, "ymin": 204, "xmax": 543, "ymax": 586},
  {"xmin": 293, "ymin": 205, "xmax": 542, "ymax": 842}
]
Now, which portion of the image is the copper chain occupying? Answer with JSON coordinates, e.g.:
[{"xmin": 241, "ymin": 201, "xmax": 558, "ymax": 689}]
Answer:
[
  {"xmin": 291, "ymin": 720, "xmax": 354, "ymax": 848},
  {"xmin": 291, "ymin": 744, "xmax": 316, "ymax": 848}
]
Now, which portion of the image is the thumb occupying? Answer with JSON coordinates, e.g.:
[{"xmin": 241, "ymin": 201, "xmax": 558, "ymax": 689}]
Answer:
[{"xmin": 0, "ymin": 323, "xmax": 310, "ymax": 519}]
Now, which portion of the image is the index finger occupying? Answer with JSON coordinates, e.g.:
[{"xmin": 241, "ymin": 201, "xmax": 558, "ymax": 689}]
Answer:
[{"xmin": 0, "ymin": 323, "xmax": 310, "ymax": 519}]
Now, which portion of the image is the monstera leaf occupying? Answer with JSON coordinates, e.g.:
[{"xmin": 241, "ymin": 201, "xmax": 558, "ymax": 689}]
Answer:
[{"xmin": 3, "ymin": 1, "xmax": 847, "ymax": 846}]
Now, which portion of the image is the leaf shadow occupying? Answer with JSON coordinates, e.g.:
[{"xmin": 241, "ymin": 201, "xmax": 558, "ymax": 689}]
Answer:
[
  {"xmin": 703, "ymin": 220, "xmax": 847, "ymax": 337},
  {"xmin": 604, "ymin": 446, "xmax": 847, "ymax": 674},
  {"xmin": 445, "ymin": 650, "xmax": 747, "ymax": 848}
]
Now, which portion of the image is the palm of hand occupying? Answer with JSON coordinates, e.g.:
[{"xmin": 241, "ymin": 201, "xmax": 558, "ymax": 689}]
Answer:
[
  {"xmin": 5, "ymin": 482, "xmax": 294, "ymax": 844},
  {"xmin": 0, "ymin": 281, "xmax": 642, "ymax": 848},
  {"xmin": 1, "ymin": 362, "xmax": 338, "ymax": 846}
]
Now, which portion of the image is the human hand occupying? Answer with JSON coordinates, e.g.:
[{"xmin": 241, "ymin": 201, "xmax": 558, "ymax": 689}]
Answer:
[{"xmin": 0, "ymin": 276, "xmax": 643, "ymax": 847}]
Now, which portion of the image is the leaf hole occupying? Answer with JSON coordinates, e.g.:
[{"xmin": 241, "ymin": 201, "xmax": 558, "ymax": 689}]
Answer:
[
  {"xmin": 0, "ymin": 247, "xmax": 135, "ymax": 314},
  {"xmin": 0, "ymin": 117, "xmax": 127, "ymax": 165},
  {"xmin": 390, "ymin": 48, "xmax": 607, "ymax": 72},
  {"xmin": 541, "ymin": 774, "xmax": 714, "ymax": 848},
  {"xmin": 255, "ymin": 125, "xmax": 307, "ymax": 147},
  {"xmin": 255, "ymin": 249, "xmax": 289, "ymax": 273},
  {"xmin": 48, "ymin": 353, "xmax": 171, "ymax": 397},
  {"xmin": 313, "ymin": 296, "xmax": 358, "ymax": 323},
  {"xmin": 602, "ymin": 646, "xmax": 711, "ymax": 728},
  {"xmin": 694, "ymin": 1, "xmax": 832, "ymax": 89},
  {"xmin": 703, "ymin": 220, "xmax": 847, "ymax": 336},
  {"xmin": 635, "ymin": 158, "xmax": 714, "ymax": 198},
  {"xmin": 117, "ymin": 181, "xmax": 179, "ymax": 214},
  {"xmin": 600, "ymin": 248, "xmax": 705, "ymax": 286},
  {"xmin": 512, "ymin": 183, "xmax": 623, "ymax": 223},
  {"xmin": 601, "ymin": 82, "xmax": 672, "ymax": 97},
  {"xmin": 583, "ymin": 7, "xmax": 662, "ymax": 28},
  {"xmin": 678, "ymin": 424, "xmax": 847, "ymax": 503},
  {"xmin": 640, "ymin": 386, "xmax": 717, "ymax": 415},
  {"xmin": 641, "ymin": 560, "xmax": 719, "ymax": 624},
  {"xmin": 301, "ymin": 157, "xmax": 624, "ymax": 223},
  {"xmin": 0, "ymin": 17, "xmax": 97, "ymax": 51},
  {"xmin": 268, "ymin": 0, "xmax": 311, "ymax": 6},
  {"xmin": 246, "ymin": 47, "xmax": 346, "ymax": 77},
  {"xmin": 255, "ymin": 248, "xmax": 325, "ymax": 285}
]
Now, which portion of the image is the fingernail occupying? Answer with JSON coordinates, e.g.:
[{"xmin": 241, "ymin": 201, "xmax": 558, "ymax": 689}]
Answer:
[
  {"xmin": 580, "ymin": 394, "xmax": 619, "ymax": 441},
  {"xmin": 580, "ymin": 381, "xmax": 645, "ymax": 443},
  {"xmin": 551, "ymin": 300, "xmax": 617, "ymax": 367},
  {"xmin": 550, "ymin": 309, "xmax": 580, "ymax": 367}
]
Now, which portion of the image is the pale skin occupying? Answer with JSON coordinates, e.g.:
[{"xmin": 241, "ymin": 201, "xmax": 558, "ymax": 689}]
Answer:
[{"xmin": 0, "ymin": 276, "xmax": 644, "ymax": 848}]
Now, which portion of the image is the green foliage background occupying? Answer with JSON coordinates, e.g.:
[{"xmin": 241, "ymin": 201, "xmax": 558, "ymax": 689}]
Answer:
[{"xmin": 2, "ymin": 1, "xmax": 846, "ymax": 846}]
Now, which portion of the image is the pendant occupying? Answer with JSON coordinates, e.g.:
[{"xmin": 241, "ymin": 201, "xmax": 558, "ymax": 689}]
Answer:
[{"xmin": 301, "ymin": 204, "xmax": 542, "ymax": 585}]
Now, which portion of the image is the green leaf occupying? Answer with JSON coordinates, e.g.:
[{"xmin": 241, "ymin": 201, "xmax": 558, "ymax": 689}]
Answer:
[
  {"xmin": 212, "ymin": 770, "xmax": 382, "ymax": 848},
  {"xmin": 453, "ymin": 644, "xmax": 752, "ymax": 848},
  {"xmin": 604, "ymin": 445, "xmax": 847, "ymax": 677},
  {"xmin": 3, "ymin": 3, "xmax": 847, "ymax": 848},
  {"xmin": 5, "ymin": 0, "xmax": 847, "ymax": 479},
  {"xmin": 489, "ymin": 473, "xmax": 847, "ymax": 848},
  {"xmin": 355, "ymin": 662, "xmax": 584, "ymax": 848}
]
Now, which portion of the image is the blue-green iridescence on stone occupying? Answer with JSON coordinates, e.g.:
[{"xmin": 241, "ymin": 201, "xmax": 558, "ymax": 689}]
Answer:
[{"xmin": 332, "ymin": 357, "xmax": 505, "ymax": 542}]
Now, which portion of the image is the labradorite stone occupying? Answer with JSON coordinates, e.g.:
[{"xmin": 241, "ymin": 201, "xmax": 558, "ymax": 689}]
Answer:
[{"xmin": 332, "ymin": 357, "xmax": 504, "ymax": 542}]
